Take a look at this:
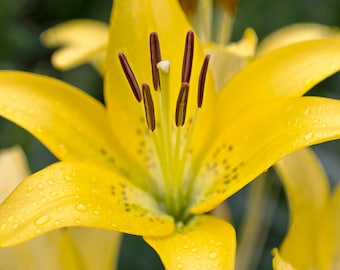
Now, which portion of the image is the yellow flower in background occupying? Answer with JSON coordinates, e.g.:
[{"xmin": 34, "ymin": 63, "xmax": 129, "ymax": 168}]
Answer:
[
  {"xmin": 1, "ymin": 0, "xmax": 340, "ymax": 268},
  {"xmin": 274, "ymin": 148, "xmax": 340, "ymax": 270},
  {"xmin": 41, "ymin": 0, "xmax": 340, "ymax": 92},
  {"xmin": 0, "ymin": 147, "xmax": 120, "ymax": 270}
]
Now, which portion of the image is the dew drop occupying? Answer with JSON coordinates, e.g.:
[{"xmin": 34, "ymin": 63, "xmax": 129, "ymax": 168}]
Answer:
[
  {"xmin": 75, "ymin": 203, "xmax": 87, "ymax": 212},
  {"xmin": 35, "ymin": 215, "xmax": 51, "ymax": 226},
  {"xmin": 304, "ymin": 132, "xmax": 314, "ymax": 141},
  {"xmin": 176, "ymin": 263, "xmax": 183, "ymax": 269},
  {"xmin": 64, "ymin": 174, "xmax": 71, "ymax": 181},
  {"xmin": 26, "ymin": 186, "xmax": 33, "ymax": 191},
  {"xmin": 47, "ymin": 179, "xmax": 55, "ymax": 185},
  {"xmin": 0, "ymin": 224, "xmax": 7, "ymax": 231},
  {"xmin": 54, "ymin": 220, "xmax": 61, "ymax": 226},
  {"xmin": 209, "ymin": 251, "xmax": 217, "ymax": 259},
  {"xmin": 37, "ymin": 183, "xmax": 44, "ymax": 189},
  {"xmin": 50, "ymin": 191, "xmax": 58, "ymax": 197}
]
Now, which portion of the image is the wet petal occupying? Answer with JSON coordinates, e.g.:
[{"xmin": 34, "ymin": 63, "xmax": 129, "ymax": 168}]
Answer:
[
  {"xmin": 66, "ymin": 227, "xmax": 121, "ymax": 270},
  {"xmin": 0, "ymin": 71, "xmax": 121, "ymax": 169},
  {"xmin": 258, "ymin": 23, "xmax": 340, "ymax": 56},
  {"xmin": 144, "ymin": 215, "xmax": 236, "ymax": 270},
  {"xmin": 0, "ymin": 146, "xmax": 30, "ymax": 203},
  {"xmin": 275, "ymin": 148, "xmax": 330, "ymax": 269},
  {"xmin": 217, "ymin": 38, "xmax": 340, "ymax": 125},
  {"xmin": 41, "ymin": 19, "xmax": 108, "ymax": 73},
  {"xmin": 191, "ymin": 97, "xmax": 340, "ymax": 213},
  {"xmin": 0, "ymin": 161, "xmax": 174, "ymax": 247},
  {"xmin": 105, "ymin": 0, "xmax": 216, "ymax": 173},
  {"xmin": 204, "ymin": 28, "xmax": 257, "ymax": 91}
]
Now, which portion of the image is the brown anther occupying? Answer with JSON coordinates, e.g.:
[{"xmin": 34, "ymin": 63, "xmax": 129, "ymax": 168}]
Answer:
[
  {"xmin": 142, "ymin": 83, "xmax": 156, "ymax": 131},
  {"xmin": 217, "ymin": 0, "xmax": 237, "ymax": 15},
  {"xmin": 178, "ymin": 0, "xmax": 197, "ymax": 16},
  {"xmin": 150, "ymin": 32, "xmax": 162, "ymax": 90},
  {"xmin": 181, "ymin": 31, "xmax": 194, "ymax": 84},
  {"xmin": 175, "ymin": 82, "xmax": 190, "ymax": 127},
  {"xmin": 118, "ymin": 52, "xmax": 142, "ymax": 102},
  {"xmin": 197, "ymin": 54, "xmax": 210, "ymax": 108}
]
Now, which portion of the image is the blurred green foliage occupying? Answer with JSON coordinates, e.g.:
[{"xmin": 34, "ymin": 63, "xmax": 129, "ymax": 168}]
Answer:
[{"xmin": 0, "ymin": 0, "xmax": 339, "ymax": 269}]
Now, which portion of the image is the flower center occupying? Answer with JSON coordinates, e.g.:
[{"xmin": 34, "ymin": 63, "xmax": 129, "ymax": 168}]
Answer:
[{"xmin": 118, "ymin": 31, "xmax": 210, "ymax": 220}]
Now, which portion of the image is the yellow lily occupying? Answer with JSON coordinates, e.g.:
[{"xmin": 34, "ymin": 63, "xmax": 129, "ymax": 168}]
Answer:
[
  {"xmin": 273, "ymin": 148, "xmax": 340, "ymax": 270},
  {"xmin": 0, "ymin": 146, "xmax": 120, "ymax": 270},
  {"xmin": 1, "ymin": 0, "xmax": 340, "ymax": 268}
]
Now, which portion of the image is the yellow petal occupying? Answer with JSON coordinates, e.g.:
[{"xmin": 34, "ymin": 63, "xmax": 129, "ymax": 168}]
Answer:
[
  {"xmin": 66, "ymin": 227, "xmax": 121, "ymax": 270},
  {"xmin": 275, "ymin": 148, "xmax": 330, "ymax": 269},
  {"xmin": 0, "ymin": 230, "xmax": 83, "ymax": 269},
  {"xmin": 258, "ymin": 23, "xmax": 340, "ymax": 56},
  {"xmin": 0, "ymin": 146, "xmax": 30, "ymax": 203},
  {"xmin": 272, "ymin": 248, "xmax": 296, "ymax": 270},
  {"xmin": 0, "ymin": 71, "xmax": 121, "ymax": 169},
  {"xmin": 204, "ymin": 28, "xmax": 258, "ymax": 91},
  {"xmin": 41, "ymin": 19, "xmax": 109, "ymax": 73},
  {"xmin": 0, "ymin": 161, "xmax": 174, "ymax": 247},
  {"xmin": 144, "ymin": 215, "xmax": 236, "ymax": 270},
  {"xmin": 191, "ymin": 97, "xmax": 340, "ymax": 213},
  {"xmin": 318, "ymin": 184, "xmax": 340, "ymax": 269},
  {"xmin": 105, "ymin": 0, "xmax": 216, "ymax": 174},
  {"xmin": 218, "ymin": 38, "xmax": 340, "ymax": 125},
  {"xmin": 330, "ymin": 185, "xmax": 340, "ymax": 268}
]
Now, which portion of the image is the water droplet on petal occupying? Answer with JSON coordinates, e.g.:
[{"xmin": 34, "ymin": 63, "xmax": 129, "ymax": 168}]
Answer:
[
  {"xmin": 47, "ymin": 179, "xmax": 55, "ymax": 185},
  {"xmin": 35, "ymin": 215, "xmax": 51, "ymax": 226},
  {"xmin": 177, "ymin": 263, "xmax": 183, "ymax": 269},
  {"xmin": 64, "ymin": 174, "xmax": 71, "ymax": 181},
  {"xmin": 304, "ymin": 132, "xmax": 314, "ymax": 141},
  {"xmin": 1, "ymin": 224, "xmax": 7, "ymax": 231},
  {"xmin": 209, "ymin": 251, "xmax": 217, "ymax": 259},
  {"xmin": 75, "ymin": 203, "xmax": 87, "ymax": 211}
]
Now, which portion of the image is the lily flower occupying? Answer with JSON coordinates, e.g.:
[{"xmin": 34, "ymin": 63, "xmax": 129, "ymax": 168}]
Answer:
[
  {"xmin": 273, "ymin": 148, "xmax": 340, "ymax": 270},
  {"xmin": 0, "ymin": 146, "xmax": 120, "ymax": 270},
  {"xmin": 1, "ymin": 0, "xmax": 340, "ymax": 268}
]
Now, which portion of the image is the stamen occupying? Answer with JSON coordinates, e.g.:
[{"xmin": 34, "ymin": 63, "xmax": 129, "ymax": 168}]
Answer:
[
  {"xmin": 175, "ymin": 82, "xmax": 190, "ymax": 127},
  {"xmin": 142, "ymin": 83, "xmax": 156, "ymax": 131},
  {"xmin": 181, "ymin": 31, "xmax": 194, "ymax": 83},
  {"xmin": 197, "ymin": 54, "xmax": 210, "ymax": 108},
  {"xmin": 118, "ymin": 52, "xmax": 142, "ymax": 102},
  {"xmin": 150, "ymin": 32, "xmax": 162, "ymax": 90}
]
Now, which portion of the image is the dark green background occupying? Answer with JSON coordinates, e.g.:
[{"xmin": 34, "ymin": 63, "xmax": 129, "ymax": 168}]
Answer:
[{"xmin": 0, "ymin": 0, "xmax": 339, "ymax": 269}]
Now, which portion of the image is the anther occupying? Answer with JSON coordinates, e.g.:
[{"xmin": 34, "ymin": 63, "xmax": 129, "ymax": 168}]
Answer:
[
  {"xmin": 150, "ymin": 32, "xmax": 162, "ymax": 90},
  {"xmin": 197, "ymin": 54, "xmax": 210, "ymax": 108},
  {"xmin": 175, "ymin": 82, "xmax": 190, "ymax": 127},
  {"xmin": 181, "ymin": 30, "xmax": 194, "ymax": 83},
  {"xmin": 118, "ymin": 52, "xmax": 142, "ymax": 102},
  {"xmin": 142, "ymin": 83, "xmax": 156, "ymax": 131}
]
